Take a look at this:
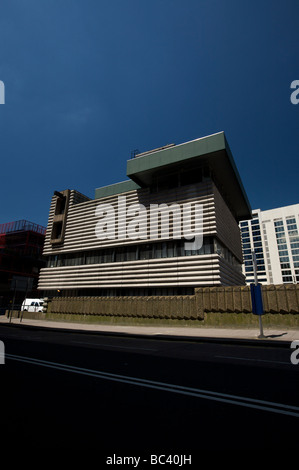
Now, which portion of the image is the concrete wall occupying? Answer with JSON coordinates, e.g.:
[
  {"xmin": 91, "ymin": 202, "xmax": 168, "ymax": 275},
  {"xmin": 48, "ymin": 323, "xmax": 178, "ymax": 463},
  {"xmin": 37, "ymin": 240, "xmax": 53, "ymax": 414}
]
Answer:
[
  {"xmin": 196, "ymin": 284, "xmax": 299, "ymax": 314},
  {"xmin": 48, "ymin": 294, "xmax": 202, "ymax": 320},
  {"xmin": 46, "ymin": 284, "xmax": 299, "ymax": 321}
]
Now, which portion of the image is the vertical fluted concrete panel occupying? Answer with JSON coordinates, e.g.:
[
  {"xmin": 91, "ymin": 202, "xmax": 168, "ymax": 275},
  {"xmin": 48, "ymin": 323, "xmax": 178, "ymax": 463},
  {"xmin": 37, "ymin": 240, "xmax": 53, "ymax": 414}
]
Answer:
[
  {"xmin": 232, "ymin": 287, "xmax": 242, "ymax": 312},
  {"xmin": 160, "ymin": 297, "xmax": 166, "ymax": 319},
  {"xmin": 260, "ymin": 288, "xmax": 269, "ymax": 312},
  {"xmin": 274, "ymin": 285, "xmax": 290, "ymax": 313},
  {"xmin": 285, "ymin": 285, "xmax": 299, "ymax": 313},
  {"xmin": 189, "ymin": 296, "xmax": 196, "ymax": 319},
  {"xmin": 241, "ymin": 286, "xmax": 251, "ymax": 313},
  {"xmin": 210, "ymin": 289, "xmax": 219, "ymax": 312},
  {"xmin": 152, "ymin": 297, "xmax": 159, "ymax": 318},
  {"xmin": 181, "ymin": 296, "xmax": 189, "ymax": 319},
  {"xmin": 225, "ymin": 287, "xmax": 234, "ymax": 313},
  {"xmin": 116, "ymin": 297, "xmax": 123, "ymax": 316},
  {"xmin": 202, "ymin": 287, "xmax": 211, "ymax": 313},
  {"xmin": 47, "ymin": 286, "xmax": 299, "ymax": 319},
  {"xmin": 170, "ymin": 297, "xmax": 175, "ymax": 318},
  {"xmin": 217, "ymin": 288, "xmax": 225, "ymax": 313},
  {"xmin": 195, "ymin": 290, "xmax": 204, "ymax": 319},
  {"xmin": 265, "ymin": 285, "xmax": 278, "ymax": 313}
]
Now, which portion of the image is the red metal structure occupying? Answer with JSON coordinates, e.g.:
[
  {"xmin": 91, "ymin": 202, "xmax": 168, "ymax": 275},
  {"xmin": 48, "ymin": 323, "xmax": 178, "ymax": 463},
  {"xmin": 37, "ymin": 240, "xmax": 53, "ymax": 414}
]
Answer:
[{"xmin": 0, "ymin": 220, "xmax": 46, "ymax": 310}]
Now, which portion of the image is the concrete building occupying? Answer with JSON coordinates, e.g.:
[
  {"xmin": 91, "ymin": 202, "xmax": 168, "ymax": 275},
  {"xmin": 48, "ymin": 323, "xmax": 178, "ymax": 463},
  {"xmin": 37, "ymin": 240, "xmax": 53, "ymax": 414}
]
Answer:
[
  {"xmin": 38, "ymin": 132, "xmax": 252, "ymax": 297},
  {"xmin": 240, "ymin": 204, "xmax": 299, "ymax": 285}
]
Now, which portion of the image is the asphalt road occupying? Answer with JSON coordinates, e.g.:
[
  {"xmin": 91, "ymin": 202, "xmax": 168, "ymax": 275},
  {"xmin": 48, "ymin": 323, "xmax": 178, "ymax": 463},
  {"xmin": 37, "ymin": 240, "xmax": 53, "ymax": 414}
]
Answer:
[{"xmin": 1, "ymin": 324, "xmax": 299, "ymax": 458}]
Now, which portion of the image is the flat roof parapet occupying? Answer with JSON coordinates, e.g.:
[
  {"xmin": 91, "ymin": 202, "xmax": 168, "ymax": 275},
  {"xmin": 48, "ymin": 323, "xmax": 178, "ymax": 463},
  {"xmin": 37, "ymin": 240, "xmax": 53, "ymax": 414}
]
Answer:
[{"xmin": 134, "ymin": 143, "xmax": 176, "ymax": 158}]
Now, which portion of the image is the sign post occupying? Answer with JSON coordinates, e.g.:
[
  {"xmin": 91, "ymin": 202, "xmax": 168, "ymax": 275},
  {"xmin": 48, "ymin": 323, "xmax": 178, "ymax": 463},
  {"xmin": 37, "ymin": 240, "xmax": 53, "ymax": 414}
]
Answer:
[
  {"xmin": 251, "ymin": 250, "xmax": 265, "ymax": 338},
  {"xmin": 9, "ymin": 276, "xmax": 33, "ymax": 322}
]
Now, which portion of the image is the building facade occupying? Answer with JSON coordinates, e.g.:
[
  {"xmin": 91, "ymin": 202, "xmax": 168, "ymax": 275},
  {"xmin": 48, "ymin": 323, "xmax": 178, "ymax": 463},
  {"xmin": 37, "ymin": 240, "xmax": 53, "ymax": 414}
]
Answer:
[
  {"xmin": 38, "ymin": 132, "xmax": 252, "ymax": 297},
  {"xmin": 240, "ymin": 204, "xmax": 299, "ymax": 285},
  {"xmin": 0, "ymin": 220, "xmax": 46, "ymax": 309}
]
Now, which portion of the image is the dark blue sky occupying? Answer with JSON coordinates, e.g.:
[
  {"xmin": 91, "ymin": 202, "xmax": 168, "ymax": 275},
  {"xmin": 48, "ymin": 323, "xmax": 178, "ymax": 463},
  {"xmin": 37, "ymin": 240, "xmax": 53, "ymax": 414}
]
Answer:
[{"xmin": 0, "ymin": 0, "xmax": 298, "ymax": 227}]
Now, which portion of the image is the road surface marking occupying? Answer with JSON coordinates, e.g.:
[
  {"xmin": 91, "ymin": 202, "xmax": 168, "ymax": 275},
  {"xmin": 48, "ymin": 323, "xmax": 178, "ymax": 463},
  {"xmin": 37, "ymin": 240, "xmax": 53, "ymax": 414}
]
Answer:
[
  {"xmin": 5, "ymin": 353, "xmax": 299, "ymax": 418},
  {"xmin": 216, "ymin": 355, "xmax": 290, "ymax": 365},
  {"xmin": 71, "ymin": 340, "xmax": 157, "ymax": 351}
]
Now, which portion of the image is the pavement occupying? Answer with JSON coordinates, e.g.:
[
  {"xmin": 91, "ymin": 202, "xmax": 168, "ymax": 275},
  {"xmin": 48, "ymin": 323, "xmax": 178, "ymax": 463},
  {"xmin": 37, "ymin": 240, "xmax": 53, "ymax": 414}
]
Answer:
[{"xmin": 1, "ymin": 314, "xmax": 299, "ymax": 345}]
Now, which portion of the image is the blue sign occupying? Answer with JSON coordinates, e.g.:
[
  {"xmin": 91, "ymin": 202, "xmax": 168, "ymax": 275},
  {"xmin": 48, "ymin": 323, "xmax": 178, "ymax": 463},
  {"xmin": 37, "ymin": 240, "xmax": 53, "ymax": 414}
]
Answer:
[{"xmin": 250, "ymin": 283, "xmax": 264, "ymax": 315}]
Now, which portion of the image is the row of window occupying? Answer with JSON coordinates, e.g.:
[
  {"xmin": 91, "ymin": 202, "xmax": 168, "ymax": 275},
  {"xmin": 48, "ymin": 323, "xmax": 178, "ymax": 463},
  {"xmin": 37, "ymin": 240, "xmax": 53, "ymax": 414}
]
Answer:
[
  {"xmin": 275, "ymin": 217, "xmax": 299, "ymax": 282},
  {"xmin": 240, "ymin": 218, "xmax": 260, "ymax": 227},
  {"xmin": 241, "ymin": 219, "xmax": 266, "ymax": 277},
  {"xmin": 46, "ymin": 237, "xmax": 241, "ymax": 269},
  {"xmin": 241, "ymin": 215, "xmax": 299, "ymax": 283}
]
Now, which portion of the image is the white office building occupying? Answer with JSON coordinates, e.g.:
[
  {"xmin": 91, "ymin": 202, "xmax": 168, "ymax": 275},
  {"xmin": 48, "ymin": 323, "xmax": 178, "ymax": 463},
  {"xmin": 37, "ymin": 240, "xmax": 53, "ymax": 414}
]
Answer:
[{"xmin": 240, "ymin": 204, "xmax": 299, "ymax": 285}]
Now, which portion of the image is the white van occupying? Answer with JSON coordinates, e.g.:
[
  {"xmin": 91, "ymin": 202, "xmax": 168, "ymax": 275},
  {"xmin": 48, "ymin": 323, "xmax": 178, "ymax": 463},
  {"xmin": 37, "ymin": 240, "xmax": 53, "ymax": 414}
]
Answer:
[{"xmin": 21, "ymin": 298, "xmax": 44, "ymax": 312}]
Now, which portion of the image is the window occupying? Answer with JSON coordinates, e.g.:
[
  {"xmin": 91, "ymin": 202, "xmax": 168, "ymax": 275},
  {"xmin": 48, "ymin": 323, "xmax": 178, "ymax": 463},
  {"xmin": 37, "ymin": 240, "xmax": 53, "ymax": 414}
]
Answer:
[
  {"xmin": 277, "ymin": 242, "xmax": 287, "ymax": 250},
  {"xmin": 55, "ymin": 196, "xmax": 66, "ymax": 215},
  {"xmin": 279, "ymin": 250, "xmax": 289, "ymax": 257},
  {"xmin": 257, "ymin": 266, "xmax": 265, "ymax": 272},
  {"xmin": 51, "ymin": 221, "xmax": 63, "ymax": 240},
  {"xmin": 276, "ymin": 232, "xmax": 286, "ymax": 239},
  {"xmin": 251, "ymin": 219, "xmax": 260, "ymax": 226},
  {"xmin": 243, "ymin": 243, "xmax": 251, "ymax": 250},
  {"xmin": 140, "ymin": 244, "xmax": 154, "ymax": 260},
  {"xmin": 253, "ymin": 241, "xmax": 262, "ymax": 248}
]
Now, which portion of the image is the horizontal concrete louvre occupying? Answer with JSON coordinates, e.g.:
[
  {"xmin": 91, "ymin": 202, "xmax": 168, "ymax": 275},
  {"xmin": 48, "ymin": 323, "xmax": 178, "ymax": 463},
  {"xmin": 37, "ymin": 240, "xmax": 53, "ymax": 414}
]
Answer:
[
  {"xmin": 38, "ymin": 256, "xmax": 221, "ymax": 290},
  {"xmin": 43, "ymin": 183, "xmax": 216, "ymax": 255},
  {"xmin": 213, "ymin": 183, "xmax": 243, "ymax": 262},
  {"xmin": 218, "ymin": 260, "xmax": 245, "ymax": 286}
]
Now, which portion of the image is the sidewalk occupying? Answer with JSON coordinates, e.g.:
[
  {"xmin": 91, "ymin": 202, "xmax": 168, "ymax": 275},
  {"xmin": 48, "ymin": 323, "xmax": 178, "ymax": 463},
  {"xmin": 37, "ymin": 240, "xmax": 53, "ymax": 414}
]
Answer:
[{"xmin": 1, "ymin": 315, "xmax": 299, "ymax": 344}]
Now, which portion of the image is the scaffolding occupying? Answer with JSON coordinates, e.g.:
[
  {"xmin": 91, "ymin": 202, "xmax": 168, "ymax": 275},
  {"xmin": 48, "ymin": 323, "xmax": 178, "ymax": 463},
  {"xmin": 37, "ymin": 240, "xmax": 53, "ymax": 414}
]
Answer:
[
  {"xmin": 0, "ymin": 220, "xmax": 47, "ymax": 309},
  {"xmin": 0, "ymin": 219, "xmax": 46, "ymax": 235}
]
